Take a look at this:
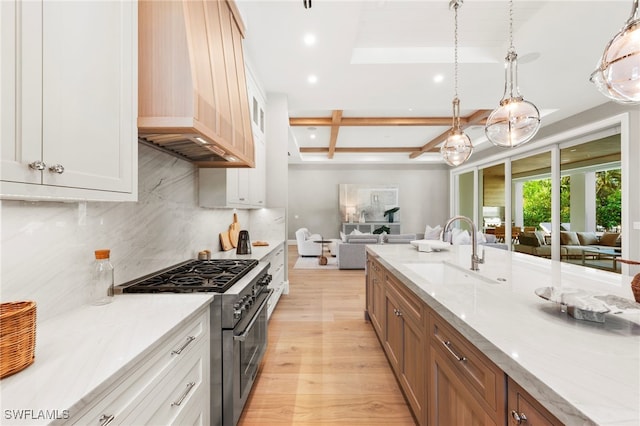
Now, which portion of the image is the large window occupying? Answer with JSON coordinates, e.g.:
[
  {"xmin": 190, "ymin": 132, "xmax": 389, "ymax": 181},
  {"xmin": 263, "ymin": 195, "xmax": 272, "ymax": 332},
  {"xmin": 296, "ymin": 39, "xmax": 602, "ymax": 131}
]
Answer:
[{"xmin": 559, "ymin": 135, "xmax": 621, "ymax": 271}]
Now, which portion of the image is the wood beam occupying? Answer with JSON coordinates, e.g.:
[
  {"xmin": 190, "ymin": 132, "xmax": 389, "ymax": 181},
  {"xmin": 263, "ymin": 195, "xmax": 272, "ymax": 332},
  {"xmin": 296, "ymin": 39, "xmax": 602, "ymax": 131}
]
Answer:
[
  {"xmin": 409, "ymin": 109, "xmax": 491, "ymax": 159},
  {"xmin": 409, "ymin": 129, "xmax": 452, "ymax": 159},
  {"xmin": 290, "ymin": 116, "xmax": 454, "ymax": 127},
  {"xmin": 301, "ymin": 147, "xmax": 440, "ymax": 153},
  {"xmin": 328, "ymin": 110, "xmax": 343, "ymax": 159}
]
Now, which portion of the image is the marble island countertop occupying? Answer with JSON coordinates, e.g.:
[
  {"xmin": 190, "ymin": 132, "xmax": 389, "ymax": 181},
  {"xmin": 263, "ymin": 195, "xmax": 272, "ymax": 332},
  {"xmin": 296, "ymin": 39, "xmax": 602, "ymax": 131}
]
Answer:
[
  {"xmin": 0, "ymin": 294, "xmax": 213, "ymax": 425},
  {"xmin": 367, "ymin": 243, "xmax": 640, "ymax": 426}
]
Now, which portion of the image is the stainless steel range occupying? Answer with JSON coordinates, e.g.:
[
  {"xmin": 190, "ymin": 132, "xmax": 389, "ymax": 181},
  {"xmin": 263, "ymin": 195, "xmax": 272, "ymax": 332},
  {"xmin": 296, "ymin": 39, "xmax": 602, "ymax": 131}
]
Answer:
[{"xmin": 119, "ymin": 258, "xmax": 272, "ymax": 426}]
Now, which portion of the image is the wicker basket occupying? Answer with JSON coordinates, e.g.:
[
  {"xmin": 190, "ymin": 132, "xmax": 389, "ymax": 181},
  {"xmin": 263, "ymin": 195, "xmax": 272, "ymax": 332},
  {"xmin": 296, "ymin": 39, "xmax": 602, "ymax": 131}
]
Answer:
[{"xmin": 0, "ymin": 301, "xmax": 37, "ymax": 379}]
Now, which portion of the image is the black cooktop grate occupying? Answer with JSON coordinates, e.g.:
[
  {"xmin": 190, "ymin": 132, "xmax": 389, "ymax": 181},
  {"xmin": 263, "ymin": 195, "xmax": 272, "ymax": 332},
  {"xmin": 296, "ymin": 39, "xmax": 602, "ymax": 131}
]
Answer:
[{"xmin": 122, "ymin": 259, "xmax": 259, "ymax": 293}]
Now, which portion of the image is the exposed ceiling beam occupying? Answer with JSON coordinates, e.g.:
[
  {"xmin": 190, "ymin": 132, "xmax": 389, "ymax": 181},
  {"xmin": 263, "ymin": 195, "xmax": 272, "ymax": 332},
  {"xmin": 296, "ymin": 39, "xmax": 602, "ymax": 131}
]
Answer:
[
  {"xmin": 409, "ymin": 109, "xmax": 491, "ymax": 159},
  {"xmin": 290, "ymin": 116, "xmax": 454, "ymax": 126},
  {"xmin": 328, "ymin": 110, "xmax": 343, "ymax": 159},
  {"xmin": 300, "ymin": 147, "xmax": 440, "ymax": 153}
]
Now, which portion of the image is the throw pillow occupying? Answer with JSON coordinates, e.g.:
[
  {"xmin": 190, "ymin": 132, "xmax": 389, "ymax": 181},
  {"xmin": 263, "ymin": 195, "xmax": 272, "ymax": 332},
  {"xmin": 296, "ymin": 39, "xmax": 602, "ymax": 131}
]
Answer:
[
  {"xmin": 340, "ymin": 231, "xmax": 346, "ymax": 242},
  {"xmin": 599, "ymin": 232, "xmax": 620, "ymax": 246},
  {"xmin": 451, "ymin": 228, "xmax": 471, "ymax": 245},
  {"xmin": 350, "ymin": 229, "xmax": 363, "ymax": 235},
  {"xmin": 519, "ymin": 232, "xmax": 540, "ymax": 247},
  {"xmin": 560, "ymin": 231, "xmax": 579, "ymax": 245},
  {"xmin": 577, "ymin": 232, "xmax": 598, "ymax": 246},
  {"xmin": 534, "ymin": 230, "xmax": 547, "ymax": 246},
  {"xmin": 424, "ymin": 225, "xmax": 442, "ymax": 240},
  {"xmin": 476, "ymin": 231, "xmax": 487, "ymax": 244}
]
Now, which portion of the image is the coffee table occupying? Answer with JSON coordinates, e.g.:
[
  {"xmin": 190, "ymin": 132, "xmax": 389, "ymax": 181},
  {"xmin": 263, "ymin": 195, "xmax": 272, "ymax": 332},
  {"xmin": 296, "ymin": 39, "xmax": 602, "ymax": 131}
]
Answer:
[
  {"xmin": 581, "ymin": 247, "xmax": 622, "ymax": 272},
  {"xmin": 314, "ymin": 239, "xmax": 330, "ymax": 265}
]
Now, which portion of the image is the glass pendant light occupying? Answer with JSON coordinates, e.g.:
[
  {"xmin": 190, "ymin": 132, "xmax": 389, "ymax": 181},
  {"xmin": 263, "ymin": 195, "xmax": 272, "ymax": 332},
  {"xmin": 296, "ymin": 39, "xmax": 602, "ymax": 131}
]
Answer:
[
  {"xmin": 485, "ymin": 0, "xmax": 541, "ymax": 148},
  {"xmin": 441, "ymin": 0, "xmax": 473, "ymax": 167},
  {"xmin": 590, "ymin": 0, "xmax": 640, "ymax": 104}
]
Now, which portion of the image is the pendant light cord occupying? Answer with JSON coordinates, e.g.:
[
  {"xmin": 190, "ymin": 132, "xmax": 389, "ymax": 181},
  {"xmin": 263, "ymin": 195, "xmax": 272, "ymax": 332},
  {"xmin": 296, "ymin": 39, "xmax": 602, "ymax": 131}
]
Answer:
[
  {"xmin": 509, "ymin": 0, "xmax": 514, "ymax": 51},
  {"xmin": 452, "ymin": 0, "xmax": 461, "ymax": 129}
]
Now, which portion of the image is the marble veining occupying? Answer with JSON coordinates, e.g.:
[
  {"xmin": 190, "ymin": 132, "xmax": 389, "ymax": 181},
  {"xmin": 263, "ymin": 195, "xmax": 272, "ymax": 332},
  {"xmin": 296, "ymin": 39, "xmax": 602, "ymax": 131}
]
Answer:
[
  {"xmin": 368, "ymin": 244, "xmax": 640, "ymax": 426},
  {"xmin": 0, "ymin": 144, "xmax": 285, "ymax": 323}
]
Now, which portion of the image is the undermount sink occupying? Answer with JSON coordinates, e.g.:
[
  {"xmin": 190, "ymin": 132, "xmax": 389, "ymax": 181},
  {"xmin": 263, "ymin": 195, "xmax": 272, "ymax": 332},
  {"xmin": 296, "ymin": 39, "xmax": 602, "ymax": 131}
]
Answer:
[{"xmin": 402, "ymin": 262, "xmax": 500, "ymax": 285}]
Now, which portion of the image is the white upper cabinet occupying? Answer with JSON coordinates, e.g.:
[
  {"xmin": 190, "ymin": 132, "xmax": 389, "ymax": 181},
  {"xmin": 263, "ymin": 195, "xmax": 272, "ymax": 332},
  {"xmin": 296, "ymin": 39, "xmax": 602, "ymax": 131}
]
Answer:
[{"xmin": 1, "ymin": 0, "xmax": 137, "ymax": 201}]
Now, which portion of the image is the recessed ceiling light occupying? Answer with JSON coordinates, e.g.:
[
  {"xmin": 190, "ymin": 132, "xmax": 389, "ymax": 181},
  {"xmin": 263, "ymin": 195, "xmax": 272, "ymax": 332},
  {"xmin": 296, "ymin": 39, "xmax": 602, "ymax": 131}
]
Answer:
[
  {"xmin": 433, "ymin": 74, "xmax": 444, "ymax": 83},
  {"xmin": 310, "ymin": 134, "xmax": 316, "ymax": 139},
  {"xmin": 307, "ymin": 74, "xmax": 318, "ymax": 84},
  {"xmin": 303, "ymin": 33, "xmax": 316, "ymax": 46}
]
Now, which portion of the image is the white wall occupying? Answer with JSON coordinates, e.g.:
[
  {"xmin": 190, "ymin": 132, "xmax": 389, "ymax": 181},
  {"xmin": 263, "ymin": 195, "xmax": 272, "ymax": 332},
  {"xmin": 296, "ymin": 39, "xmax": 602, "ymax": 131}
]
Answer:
[
  {"xmin": 0, "ymin": 144, "xmax": 284, "ymax": 323},
  {"xmin": 287, "ymin": 164, "xmax": 450, "ymax": 240}
]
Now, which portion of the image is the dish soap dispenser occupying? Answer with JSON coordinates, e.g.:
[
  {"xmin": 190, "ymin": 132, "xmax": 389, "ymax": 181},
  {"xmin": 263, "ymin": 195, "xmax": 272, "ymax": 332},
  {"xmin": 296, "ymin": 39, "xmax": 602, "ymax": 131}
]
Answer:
[{"xmin": 92, "ymin": 249, "xmax": 114, "ymax": 305}]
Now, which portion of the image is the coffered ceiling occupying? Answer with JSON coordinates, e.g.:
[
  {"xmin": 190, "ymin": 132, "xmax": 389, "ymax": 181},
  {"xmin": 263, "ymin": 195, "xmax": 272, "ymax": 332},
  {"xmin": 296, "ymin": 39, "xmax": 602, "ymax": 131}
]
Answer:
[{"xmin": 236, "ymin": 0, "xmax": 632, "ymax": 165}]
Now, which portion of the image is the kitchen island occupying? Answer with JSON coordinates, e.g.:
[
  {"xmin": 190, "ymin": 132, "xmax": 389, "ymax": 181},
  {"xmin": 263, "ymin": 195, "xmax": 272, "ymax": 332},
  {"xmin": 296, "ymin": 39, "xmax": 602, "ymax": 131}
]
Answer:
[{"xmin": 366, "ymin": 243, "xmax": 640, "ymax": 425}]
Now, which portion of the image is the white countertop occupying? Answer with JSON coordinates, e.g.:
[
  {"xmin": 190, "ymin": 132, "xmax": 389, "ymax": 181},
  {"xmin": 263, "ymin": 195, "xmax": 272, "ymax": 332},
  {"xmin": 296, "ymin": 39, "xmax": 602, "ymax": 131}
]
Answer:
[
  {"xmin": 367, "ymin": 244, "xmax": 640, "ymax": 426},
  {"xmin": 210, "ymin": 239, "xmax": 285, "ymax": 261},
  {"xmin": 0, "ymin": 294, "xmax": 213, "ymax": 424}
]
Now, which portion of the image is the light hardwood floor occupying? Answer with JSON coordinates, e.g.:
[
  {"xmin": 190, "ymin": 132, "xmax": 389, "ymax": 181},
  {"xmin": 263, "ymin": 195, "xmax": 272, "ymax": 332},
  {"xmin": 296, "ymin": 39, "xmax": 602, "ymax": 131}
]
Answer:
[{"xmin": 238, "ymin": 245, "xmax": 416, "ymax": 425}]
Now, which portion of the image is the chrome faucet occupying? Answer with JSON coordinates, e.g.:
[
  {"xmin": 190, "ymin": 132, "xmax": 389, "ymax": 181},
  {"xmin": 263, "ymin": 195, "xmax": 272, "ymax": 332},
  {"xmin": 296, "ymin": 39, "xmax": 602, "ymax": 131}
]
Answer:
[{"xmin": 443, "ymin": 215, "xmax": 485, "ymax": 271}]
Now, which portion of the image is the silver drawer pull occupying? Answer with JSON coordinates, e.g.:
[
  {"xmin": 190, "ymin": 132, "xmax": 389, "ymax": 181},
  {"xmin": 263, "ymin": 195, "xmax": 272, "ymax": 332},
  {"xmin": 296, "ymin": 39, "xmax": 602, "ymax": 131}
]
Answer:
[
  {"xmin": 99, "ymin": 414, "xmax": 115, "ymax": 426},
  {"xmin": 511, "ymin": 410, "xmax": 528, "ymax": 424},
  {"xmin": 443, "ymin": 340, "xmax": 467, "ymax": 362},
  {"xmin": 171, "ymin": 336, "xmax": 195, "ymax": 355},
  {"xmin": 171, "ymin": 382, "xmax": 195, "ymax": 407}
]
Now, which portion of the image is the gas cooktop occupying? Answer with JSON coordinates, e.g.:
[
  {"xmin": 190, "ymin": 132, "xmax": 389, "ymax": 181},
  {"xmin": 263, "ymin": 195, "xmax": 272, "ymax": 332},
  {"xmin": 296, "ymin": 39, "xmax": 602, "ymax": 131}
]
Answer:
[{"xmin": 120, "ymin": 259, "xmax": 259, "ymax": 293}]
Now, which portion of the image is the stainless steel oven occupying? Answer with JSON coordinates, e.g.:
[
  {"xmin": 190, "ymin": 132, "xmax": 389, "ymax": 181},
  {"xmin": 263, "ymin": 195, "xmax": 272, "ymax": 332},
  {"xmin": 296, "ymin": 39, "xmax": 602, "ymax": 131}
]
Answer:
[
  {"xmin": 223, "ymin": 287, "xmax": 272, "ymax": 426},
  {"xmin": 118, "ymin": 258, "xmax": 272, "ymax": 426}
]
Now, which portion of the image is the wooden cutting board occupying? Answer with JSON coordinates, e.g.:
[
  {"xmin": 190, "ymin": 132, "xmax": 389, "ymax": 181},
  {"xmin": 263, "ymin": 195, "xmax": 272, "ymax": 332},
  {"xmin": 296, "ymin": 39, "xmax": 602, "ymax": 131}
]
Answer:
[
  {"xmin": 219, "ymin": 231, "xmax": 233, "ymax": 251},
  {"xmin": 229, "ymin": 213, "xmax": 240, "ymax": 248}
]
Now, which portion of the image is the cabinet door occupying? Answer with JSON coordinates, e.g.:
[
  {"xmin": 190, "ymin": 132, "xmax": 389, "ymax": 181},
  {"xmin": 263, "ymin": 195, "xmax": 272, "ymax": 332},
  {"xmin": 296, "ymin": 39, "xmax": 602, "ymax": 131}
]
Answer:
[
  {"xmin": 400, "ymin": 311, "xmax": 425, "ymax": 424},
  {"xmin": 1, "ymin": 0, "xmax": 43, "ymax": 185},
  {"xmin": 430, "ymin": 344, "xmax": 498, "ymax": 426},
  {"xmin": 384, "ymin": 290, "xmax": 403, "ymax": 373},
  {"xmin": 248, "ymin": 135, "xmax": 266, "ymax": 206},
  {"xmin": 41, "ymin": 1, "xmax": 134, "ymax": 193},
  {"xmin": 368, "ymin": 259, "xmax": 385, "ymax": 338},
  {"xmin": 507, "ymin": 377, "xmax": 562, "ymax": 426}
]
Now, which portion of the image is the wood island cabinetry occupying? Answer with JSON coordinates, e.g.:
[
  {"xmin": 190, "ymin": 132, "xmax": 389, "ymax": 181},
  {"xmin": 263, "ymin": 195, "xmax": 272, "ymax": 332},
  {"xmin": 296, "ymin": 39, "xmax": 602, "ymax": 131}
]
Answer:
[
  {"xmin": 429, "ymin": 313, "xmax": 505, "ymax": 426},
  {"xmin": 366, "ymin": 256, "xmax": 426, "ymax": 425},
  {"xmin": 507, "ymin": 377, "xmax": 562, "ymax": 426},
  {"xmin": 365, "ymin": 253, "xmax": 562, "ymax": 426}
]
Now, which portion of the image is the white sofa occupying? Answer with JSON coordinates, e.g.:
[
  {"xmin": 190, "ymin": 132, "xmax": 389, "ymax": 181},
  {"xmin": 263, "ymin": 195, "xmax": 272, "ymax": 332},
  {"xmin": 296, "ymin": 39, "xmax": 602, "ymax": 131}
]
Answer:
[{"xmin": 295, "ymin": 228, "xmax": 323, "ymax": 256}]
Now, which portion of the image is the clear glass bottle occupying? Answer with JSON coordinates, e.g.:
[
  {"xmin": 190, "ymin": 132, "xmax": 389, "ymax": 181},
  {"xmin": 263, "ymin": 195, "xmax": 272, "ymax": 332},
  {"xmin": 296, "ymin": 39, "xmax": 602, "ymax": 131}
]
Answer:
[{"xmin": 92, "ymin": 249, "xmax": 114, "ymax": 305}]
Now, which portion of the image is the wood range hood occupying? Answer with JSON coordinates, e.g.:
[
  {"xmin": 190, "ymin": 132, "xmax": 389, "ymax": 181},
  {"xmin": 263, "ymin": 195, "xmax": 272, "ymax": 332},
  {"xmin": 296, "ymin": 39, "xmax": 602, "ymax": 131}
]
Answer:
[{"xmin": 138, "ymin": 0, "xmax": 254, "ymax": 168}]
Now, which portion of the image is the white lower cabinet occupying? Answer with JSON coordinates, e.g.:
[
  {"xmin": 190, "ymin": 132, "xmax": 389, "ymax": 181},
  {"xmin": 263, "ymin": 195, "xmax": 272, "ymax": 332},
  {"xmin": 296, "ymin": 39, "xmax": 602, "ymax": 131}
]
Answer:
[
  {"xmin": 263, "ymin": 242, "xmax": 286, "ymax": 319},
  {"xmin": 66, "ymin": 309, "xmax": 210, "ymax": 425}
]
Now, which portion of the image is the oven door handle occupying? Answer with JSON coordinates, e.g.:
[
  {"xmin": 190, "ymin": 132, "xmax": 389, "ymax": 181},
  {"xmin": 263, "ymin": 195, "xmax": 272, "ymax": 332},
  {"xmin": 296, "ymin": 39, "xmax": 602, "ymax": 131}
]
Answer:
[{"xmin": 234, "ymin": 289, "xmax": 273, "ymax": 342}]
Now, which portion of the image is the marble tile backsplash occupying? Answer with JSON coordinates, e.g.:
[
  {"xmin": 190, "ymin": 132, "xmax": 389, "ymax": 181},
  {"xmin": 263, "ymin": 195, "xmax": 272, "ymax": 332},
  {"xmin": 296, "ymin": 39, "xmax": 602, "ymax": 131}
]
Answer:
[{"xmin": 0, "ymin": 144, "xmax": 285, "ymax": 322}]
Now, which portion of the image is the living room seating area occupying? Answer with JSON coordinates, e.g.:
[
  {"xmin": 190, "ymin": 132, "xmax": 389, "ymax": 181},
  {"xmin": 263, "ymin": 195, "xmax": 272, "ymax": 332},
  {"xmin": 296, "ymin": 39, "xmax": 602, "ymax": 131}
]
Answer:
[{"xmin": 514, "ymin": 230, "xmax": 621, "ymax": 259}]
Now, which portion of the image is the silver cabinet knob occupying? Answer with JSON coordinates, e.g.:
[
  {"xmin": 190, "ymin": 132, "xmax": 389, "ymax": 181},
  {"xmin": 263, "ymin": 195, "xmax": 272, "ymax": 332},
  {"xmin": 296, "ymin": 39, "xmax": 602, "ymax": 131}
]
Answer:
[
  {"xmin": 28, "ymin": 161, "xmax": 46, "ymax": 171},
  {"xmin": 48, "ymin": 164, "xmax": 65, "ymax": 174}
]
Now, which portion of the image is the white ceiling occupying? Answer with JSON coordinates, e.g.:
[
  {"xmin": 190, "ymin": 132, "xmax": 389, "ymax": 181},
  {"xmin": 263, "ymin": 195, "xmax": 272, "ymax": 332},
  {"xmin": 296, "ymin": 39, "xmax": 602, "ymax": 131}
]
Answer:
[{"xmin": 235, "ymin": 0, "xmax": 633, "ymax": 165}]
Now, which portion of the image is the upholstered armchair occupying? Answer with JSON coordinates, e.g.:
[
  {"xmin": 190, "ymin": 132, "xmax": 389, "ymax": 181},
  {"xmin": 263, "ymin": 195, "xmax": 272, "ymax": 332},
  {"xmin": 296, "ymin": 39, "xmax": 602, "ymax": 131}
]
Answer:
[{"xmin": 295, "ymin": 228, "xmax": 323, "ymax": 256}]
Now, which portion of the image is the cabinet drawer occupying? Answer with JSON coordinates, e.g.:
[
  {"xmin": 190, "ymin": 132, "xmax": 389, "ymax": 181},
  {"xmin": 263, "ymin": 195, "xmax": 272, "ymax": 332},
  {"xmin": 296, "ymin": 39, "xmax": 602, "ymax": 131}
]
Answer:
[
  {"xmin": 430, "ymin": 313, "xmax": 505, "ymax": 414},
  {"xmin": 131, "ymin": 340, "xmax": 209, "ymax": 425},
  {"xmin": 68, "ymin": 309, "xmax": 209, "ymax": 425},
  {"xmin": 385, "ymin": 273, "xmax": 423, "ymax": 325}
]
